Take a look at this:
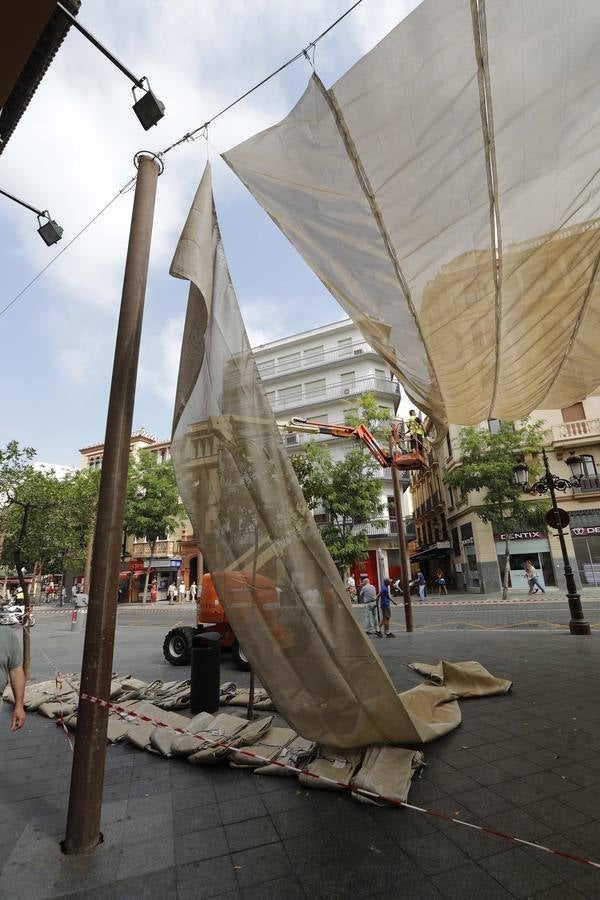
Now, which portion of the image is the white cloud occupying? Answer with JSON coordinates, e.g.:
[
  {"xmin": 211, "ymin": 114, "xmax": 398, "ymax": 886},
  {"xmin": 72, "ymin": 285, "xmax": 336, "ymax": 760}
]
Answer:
[{"xmin": 137, "ymin": 315, "xmax": 185, "ymax": 411}]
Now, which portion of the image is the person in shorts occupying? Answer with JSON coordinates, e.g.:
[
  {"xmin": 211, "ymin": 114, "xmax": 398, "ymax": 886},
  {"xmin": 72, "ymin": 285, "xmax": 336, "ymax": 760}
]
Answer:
[
  {"xmin": 377, "ymin": 578, "xmax": 398, "ymax": 637},
  {"xmin": 435, "ymin": 569, "xmax": 448, "ymax": 596}
]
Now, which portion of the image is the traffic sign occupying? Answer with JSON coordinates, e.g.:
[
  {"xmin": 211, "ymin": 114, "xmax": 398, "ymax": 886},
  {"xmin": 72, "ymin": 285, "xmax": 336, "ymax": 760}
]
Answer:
[{"xmin": 546, "ymin": 507, "xmax": 570, "ymax": 529}]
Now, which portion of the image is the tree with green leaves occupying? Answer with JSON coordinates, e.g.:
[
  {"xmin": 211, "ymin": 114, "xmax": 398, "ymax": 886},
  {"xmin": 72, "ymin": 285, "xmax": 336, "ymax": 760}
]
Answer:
[
  {"xmin": 124, "ymin": 450, "xmax": 184, "ymax": 602},
  {"xmin": 290, "ymin": 392, "xmax": 390, "ymax": 575},
  {"xmin": 443, "ymin": 420, "xmax": 549, "ymax": 599}
]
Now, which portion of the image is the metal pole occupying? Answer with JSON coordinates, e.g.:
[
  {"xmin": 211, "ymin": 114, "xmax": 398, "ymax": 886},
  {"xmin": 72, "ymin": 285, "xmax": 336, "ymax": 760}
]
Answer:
[
  {"xmin": 542, "ymin": 449, "xmax": 591, "ymax": 636},
  {"xmin": 57, "ymin": 2, "xmax": 144, "ymax": 88},
  {"xmin": 389, "ymin": 436, "xmax": 413, "ymax": 633},
  {"xmin": 63, "ymin": 154, "xmax": 160, "ymax": 855},
  {"xmin": 0, "ymin": 187, "xmax": 45, "ymax": 217}
]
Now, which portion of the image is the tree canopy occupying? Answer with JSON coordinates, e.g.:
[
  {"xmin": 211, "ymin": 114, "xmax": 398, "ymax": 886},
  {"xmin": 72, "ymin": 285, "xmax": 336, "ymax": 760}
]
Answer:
[
  {"xmin": 290, "ymin": 392, "xmax": 389, "ymax": 574},
  {"xmin": 443, "ymin": 420, "xmax": 549, "ymax": 597}
]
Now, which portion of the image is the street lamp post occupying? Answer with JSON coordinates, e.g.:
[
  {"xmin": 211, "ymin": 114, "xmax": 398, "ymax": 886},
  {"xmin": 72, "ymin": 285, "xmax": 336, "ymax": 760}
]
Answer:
[{"xmin": 513, "ymin": 448, "xmax": 591, "ymax": 635}]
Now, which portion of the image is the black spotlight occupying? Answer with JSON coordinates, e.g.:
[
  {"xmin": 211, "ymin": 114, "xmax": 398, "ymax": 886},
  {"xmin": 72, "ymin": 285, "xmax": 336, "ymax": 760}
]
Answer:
[
  {"xmin": 37, "ymin": 212, "xmax": 63, "ymax": 246},
  {"xmin": 132, "ymin": 78, "xmax": 166, "ymax": 130}
]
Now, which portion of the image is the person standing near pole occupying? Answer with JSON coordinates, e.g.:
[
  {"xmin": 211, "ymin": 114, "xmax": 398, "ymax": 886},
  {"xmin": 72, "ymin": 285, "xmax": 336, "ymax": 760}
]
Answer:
[
  {"xmin": 0, "ymin": 626, "xmax": 26, "ymax": 731},
  {"xmin": 358, "ymin": 574, "xmax": 380, "ymax": 636},
  {"xmin": 415, "ymin": 569, "xmax": 426, "ymax": 602}
]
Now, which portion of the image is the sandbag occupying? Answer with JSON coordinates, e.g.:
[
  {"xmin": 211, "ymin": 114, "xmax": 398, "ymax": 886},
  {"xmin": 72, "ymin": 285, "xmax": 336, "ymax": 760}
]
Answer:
[
  {"xmin": 408, "ymin": 660, "xmax": 512, "ymax": 697},
  {"xmin": 170, "ymin": 712, "xmax": 216, "ymax": 757},
  {"xmin": 229, "ymin": 724, "xmax": 292, "ymax": 769},
  {"xmin": 255, "ymin": 734, "xmax": 316, "ymax": 777},
  {"xmin": 298, "ymin": 746, "xmax": 363, "ymax": 791},
  {"xmin": 351, "ymin": 746, "xmax": 424, "ymax": 806},
  {"xmin": 187, "ymin": 713, "xmax": 250, "ymax": 765},
  {"xmin": 397, "ymin": 685, "xmax": 461, "ymax": 742}
]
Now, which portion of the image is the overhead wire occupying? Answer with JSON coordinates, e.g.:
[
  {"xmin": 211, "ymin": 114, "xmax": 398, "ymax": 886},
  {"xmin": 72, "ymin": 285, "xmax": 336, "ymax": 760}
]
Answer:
[{"xmin": 0, "ymin": 0, "xmax": 365, "ymax": 320}]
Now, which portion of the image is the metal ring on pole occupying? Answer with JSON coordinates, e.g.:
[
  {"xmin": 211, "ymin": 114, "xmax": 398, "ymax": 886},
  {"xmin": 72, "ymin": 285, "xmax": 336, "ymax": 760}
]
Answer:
[{"xmin": 133, "ymin": 151, "xmax": 164, "ymax": 176}]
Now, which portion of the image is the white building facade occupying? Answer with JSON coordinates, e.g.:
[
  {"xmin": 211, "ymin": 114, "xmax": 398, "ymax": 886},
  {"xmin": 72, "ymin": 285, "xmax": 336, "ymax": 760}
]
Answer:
[{"xmin": 253, "ymin": 319, "xmax": 412, "ymax": 587}]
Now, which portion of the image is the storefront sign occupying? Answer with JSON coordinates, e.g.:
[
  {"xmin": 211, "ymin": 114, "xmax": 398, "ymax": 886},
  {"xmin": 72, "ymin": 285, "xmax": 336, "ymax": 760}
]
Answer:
[
  {"xmin": 128, "ymin": 560, "xmax": 145, "ymax": 572},
  {"xmin": 493, "ymin": 531, "xmax": 545, "ymax": 542},
  {"xmin": 572, "ymin": 526, "xmax": 600, "ymax": 537}
]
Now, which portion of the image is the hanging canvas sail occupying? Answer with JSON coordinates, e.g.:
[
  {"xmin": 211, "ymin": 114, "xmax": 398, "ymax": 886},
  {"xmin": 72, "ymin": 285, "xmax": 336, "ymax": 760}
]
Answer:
[
  {"xmin": 224, "ymin": 0, "xmax": 600, "ymax": 428},
  {"xmin": 169, "ymin": 165, "xmax": 461, "ymax": 748}
]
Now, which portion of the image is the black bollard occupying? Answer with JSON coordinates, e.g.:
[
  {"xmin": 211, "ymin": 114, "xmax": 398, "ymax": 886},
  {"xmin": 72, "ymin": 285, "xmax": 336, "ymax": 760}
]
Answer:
[{"xmin": 190, "ymin": 631, "xmax": 221, "ymax": 714}]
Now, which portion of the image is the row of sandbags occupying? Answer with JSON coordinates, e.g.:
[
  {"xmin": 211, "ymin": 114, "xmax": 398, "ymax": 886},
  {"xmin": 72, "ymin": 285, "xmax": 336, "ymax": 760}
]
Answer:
[
  {"xmin": 120, "ymin": 705, "xmax": 424, "ymax": 805},
  {"xmin": 1, "ymin": 674, "xmax": 276, "ymax": 719}
]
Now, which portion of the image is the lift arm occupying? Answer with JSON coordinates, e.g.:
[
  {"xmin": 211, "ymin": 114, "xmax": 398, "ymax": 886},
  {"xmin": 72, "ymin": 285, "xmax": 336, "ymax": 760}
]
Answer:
[{"xmin": 277, "ymin": 417, "xmax": 429, "ymax": 472}]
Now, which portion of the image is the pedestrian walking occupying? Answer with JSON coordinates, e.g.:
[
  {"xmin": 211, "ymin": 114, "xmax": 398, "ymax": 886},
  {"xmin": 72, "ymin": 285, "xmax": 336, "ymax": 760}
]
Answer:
[
  {"xmin": 71, "ymin": 584, "xmax": 78, "ymax": 604},
  {"xmin": 377, "ymin": 577, "xmax": 398, "ymax": 637},
  {"xmin": 346, "ymin": 573, "xmax": 357, "ymax": 603},
  {"xmin": 178, "ymin": 581, "xmax": 187, "ymax": 603},
  {"xmin": 60, "ymin": 586, "xmax": 66, "ymax": 607},
  {"xmin": 524, "ymin": 560, "xmax": 545, "ymax": 594},
  {"xmin": 189, "ymin": 581, "xmax": 197, "ymax": 603},
  {"xmin": 167, "ymin": 582, "xmax": 177, "ymax": 605},
  {"xmin": 413, "ymin": 570, "xmax": 426, "ymax": 601},
  {"xmin": 0, "ymin": 625, "xmax": 25, "ymax": 731},
  {"xmin": 150, "ymin": 579, "xmax": 158, "ymax": 604},
  {"xmin": 435, "ymin": 569, "xmax": 448, "ymax": 596},
  {"xmin": 358, "ymin": 574, "xmax": 380, "ymax": 636}
]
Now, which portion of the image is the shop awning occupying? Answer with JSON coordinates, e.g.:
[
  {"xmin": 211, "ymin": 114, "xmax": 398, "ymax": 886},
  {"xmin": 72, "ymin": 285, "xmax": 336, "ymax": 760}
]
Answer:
[{"xmin": 410, "ymin": 546, "xmax": 451, "ymax": 562}]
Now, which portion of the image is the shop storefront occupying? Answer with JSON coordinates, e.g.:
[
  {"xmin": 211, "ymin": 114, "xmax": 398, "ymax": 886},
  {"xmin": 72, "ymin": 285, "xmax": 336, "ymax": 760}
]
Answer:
[
  {"xmin": 494, "ymin": 530, "xmax": 556, "ymax": 589},
  {"xmin": 145, "ymin": 557, "xmax": 182, "ymax": 599},
  {"xmin": 570, "ymin": 509, "xmax": 600, "ymax": 587}
]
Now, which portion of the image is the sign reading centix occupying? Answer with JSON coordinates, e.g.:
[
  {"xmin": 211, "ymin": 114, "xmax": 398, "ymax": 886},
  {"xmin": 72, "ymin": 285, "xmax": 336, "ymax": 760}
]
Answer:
[{"xmin": 545, "ymin": 508, "xmax": 570, "ymax": 529}]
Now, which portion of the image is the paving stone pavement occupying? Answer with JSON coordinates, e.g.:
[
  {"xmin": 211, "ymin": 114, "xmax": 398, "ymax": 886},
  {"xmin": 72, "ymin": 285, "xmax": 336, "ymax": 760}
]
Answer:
[{"xmin": 1, "ymin": 630, "xmax": 600, "ymax": 898}]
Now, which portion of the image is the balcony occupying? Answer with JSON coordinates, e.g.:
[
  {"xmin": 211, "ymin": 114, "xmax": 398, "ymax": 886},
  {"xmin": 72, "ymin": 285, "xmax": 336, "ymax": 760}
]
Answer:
[
  {"xmin": 132, "ymin": 540, "xmax": 178, "ymax": 559},
  {"xmin": 552, "ymin": 418, "xmax": 600, "ymax": 446},
  {"xmin": 573, "ymin": 474, "xmax": 600, "ymax": 494},
  {"xmin": 257, "ymin": 341, "xmax": 377, "ymax": 381},
  {"xmin": 317, "ymin": 517, "xmax": 414, "ymax": 539},
  {"xmin": 270, "ymin": 374, "xmax": 400, "ymax": 413}
]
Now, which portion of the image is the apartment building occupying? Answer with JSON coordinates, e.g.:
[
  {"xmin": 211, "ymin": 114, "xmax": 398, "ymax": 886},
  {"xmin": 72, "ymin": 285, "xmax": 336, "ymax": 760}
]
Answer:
[
  {"xmin": 79, "ymin": 428, "xmax": 200, "ymax": 601},
  {"xmin": 253, "ymin": 318, "xmax": 412, "ymax": 587},
  {"xmin": 410, "ymin": 397, "xmax": 600, "ymax": 593}
]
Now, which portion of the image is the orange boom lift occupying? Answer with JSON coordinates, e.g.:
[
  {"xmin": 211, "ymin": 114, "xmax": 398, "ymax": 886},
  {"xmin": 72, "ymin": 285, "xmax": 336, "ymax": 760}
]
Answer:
[{"xmin": 276, "ymin": 417, "xmax": 429, "ymax": 472}]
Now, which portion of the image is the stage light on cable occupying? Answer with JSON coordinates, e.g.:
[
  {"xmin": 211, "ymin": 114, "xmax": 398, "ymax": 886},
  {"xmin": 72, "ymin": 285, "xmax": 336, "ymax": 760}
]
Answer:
[
  {"xmin": 132, "ymin": 78, "xmax": 166, "ymax": 130},
  {"xmin": 37, "ymin": 211, "xmax": 64, "ymax": 246}
]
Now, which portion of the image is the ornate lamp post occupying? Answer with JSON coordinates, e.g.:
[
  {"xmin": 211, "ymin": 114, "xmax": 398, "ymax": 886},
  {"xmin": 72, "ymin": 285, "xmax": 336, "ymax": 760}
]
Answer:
[{"xmin": 513, "ymin": 449, "xmax": 591, "ymax": 635}]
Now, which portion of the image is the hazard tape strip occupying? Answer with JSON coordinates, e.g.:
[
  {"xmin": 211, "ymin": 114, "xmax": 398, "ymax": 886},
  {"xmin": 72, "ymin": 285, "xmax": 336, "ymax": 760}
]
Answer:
[
  {"xmin": 22, "ymin": 628, "xmax": 600, "ymax": 872},
  {"xmin": 72, "ymin": 689, "xmax": 600, "ymax": 872}
]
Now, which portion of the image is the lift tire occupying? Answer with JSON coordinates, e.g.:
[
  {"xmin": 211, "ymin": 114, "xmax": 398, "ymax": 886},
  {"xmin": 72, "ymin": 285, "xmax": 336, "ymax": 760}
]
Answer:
[
  {"xmin": 232, "ymin": 639, "xmax": 251, "ymax": 672},
  {"xmin": 163, "ymin": 626, "xmax": 195, "ymax": 666}
]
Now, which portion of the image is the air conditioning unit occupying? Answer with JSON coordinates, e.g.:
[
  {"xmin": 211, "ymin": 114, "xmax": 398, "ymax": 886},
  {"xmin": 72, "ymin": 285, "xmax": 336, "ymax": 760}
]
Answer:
[
  {"xmin": 342, "ymin": 388, "xmax": 351, "ymax": 395},
  {"xmin": 284, "ymin": 434, "xmax": 299, "ymax": 447},
  {"xmin": 353, "ymin": 348, "xmax": 363, "ymax": 356}
]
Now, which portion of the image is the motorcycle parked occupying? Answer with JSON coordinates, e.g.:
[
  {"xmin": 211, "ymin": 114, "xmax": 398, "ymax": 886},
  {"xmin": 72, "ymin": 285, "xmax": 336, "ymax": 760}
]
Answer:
[{"xmin": 0, "ymin": 603, "xmax": 36, "ymax": 627}]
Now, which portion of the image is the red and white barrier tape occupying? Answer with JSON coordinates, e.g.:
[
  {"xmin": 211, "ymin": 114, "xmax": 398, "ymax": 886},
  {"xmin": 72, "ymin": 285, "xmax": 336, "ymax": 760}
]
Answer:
[
  {"xmin": 74, "ymin": 689, "xmax": 600, "ymax": 872},
  {"xmin": 20, "ymin": 628, "xmax": 600, "ymax": 872}
]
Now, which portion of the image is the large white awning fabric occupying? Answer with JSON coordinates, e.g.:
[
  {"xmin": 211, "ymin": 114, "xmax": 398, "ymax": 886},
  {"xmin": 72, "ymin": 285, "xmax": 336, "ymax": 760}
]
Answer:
[
  {"xmin": 224, "ymin": 0, "xmax": 600, "ymax": 428},
  {"xmin": 170, "ymin": 165, "xmax": 466, "ymax": 748}
]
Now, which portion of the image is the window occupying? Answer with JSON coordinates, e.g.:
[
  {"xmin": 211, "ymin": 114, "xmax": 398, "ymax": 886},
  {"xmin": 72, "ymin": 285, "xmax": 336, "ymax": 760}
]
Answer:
[
  {"xmin": 340, "ymin": 371, "xmax": 355, "ymax": 395},
  {"xmin": 344, "ymin": 407, "xmax": 357, "ymax": 424},
  {"xmin": 278, "ymin": 384, "xmax": 302, "ymax": 405},
  {"xmin": 277, "ymin": 352, "xmax": 301, "ymax": 374},
  {"xmin": 447, "ymin": 485, "xmax": 455, "ymax": 507},
  {"xmin": 303, "ymin": 345, "xmax": 324, "ymax": 365},
  {"xmin": 446, "ymin": 432, "xmax": 452, "ymax": 457},
  {"xmin": 581, "ymin": 454, "xmax": 597, "ymax": 476},
  {"xmin": 265, "ymin": 390, "xmax": 276, "ymax": 406},
  {"xmin": 561, "ymin": 402, "xmax": 585, "ymax": 423},
  {"xmin": 304, "ymin": 378, "xmax": 326, "ymax": 398},
  {"xmin": 451, "ymin": 527, "xmax": 461, "ymax": 556},
  {"xmin": 337, "ymin": 337, "xmax": 353, "ymax": 358},
  {"xmin": 257, "ymin": 359, "xmax": 275, "ymax": 377},
  {"xmin": 487, "ymin": 419, "xmax": 514, "ymax": 435}
]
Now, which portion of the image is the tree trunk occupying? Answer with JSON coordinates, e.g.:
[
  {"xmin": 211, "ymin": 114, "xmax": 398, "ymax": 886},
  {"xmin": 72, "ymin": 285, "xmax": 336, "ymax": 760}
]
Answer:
[
  {"xmin": 502, "ymin": 535, "xmax": 511, "ymax": 601},
  {"xmin": 14, "ymin": 503, "xmax": 31, "ymax": 679},
  {"xmin": 142, "ymin": 539, "xmax": 155, "ymax": 604}
]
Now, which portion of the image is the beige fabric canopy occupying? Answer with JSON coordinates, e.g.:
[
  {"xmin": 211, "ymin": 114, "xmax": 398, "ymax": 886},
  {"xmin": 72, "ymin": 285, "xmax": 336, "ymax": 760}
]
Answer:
[
  {"xmin": 224, "ymin": 0, "xmax": 600, "ymax": 428},
  {"xmin": 169, "ymin": 165, "xmax": 462, "ymax": 748}
]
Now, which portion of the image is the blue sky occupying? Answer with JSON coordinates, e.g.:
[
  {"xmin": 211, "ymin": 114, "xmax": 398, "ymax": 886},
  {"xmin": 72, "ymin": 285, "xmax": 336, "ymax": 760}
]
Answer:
[{"xmin": 0, "ymin": 0, "xmax": 417, "ymax": 466}]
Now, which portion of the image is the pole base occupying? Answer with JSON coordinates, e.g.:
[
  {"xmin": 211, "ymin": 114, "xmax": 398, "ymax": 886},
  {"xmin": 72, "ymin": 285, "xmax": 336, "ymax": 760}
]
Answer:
[
  {"xmin": 569, "ymin": 619, "xmax": 592, "ymax": 635},
  {"xmin": 61, "ymin": 831, "xmax": 103, "ymax": 856}
]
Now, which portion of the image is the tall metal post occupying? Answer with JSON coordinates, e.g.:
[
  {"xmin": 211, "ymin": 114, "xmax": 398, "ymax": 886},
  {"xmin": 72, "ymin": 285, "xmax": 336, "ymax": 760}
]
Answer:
[
  {"xmin": 542, "ymin": 449, "xmax": 591, "ymax": 636},
  {"xmin": 63, "ymin": 154, "xmax": 161, "ymax": 855},
  {"xmin": 389, "ymin": 436, "xmax": 413, "ymax": 633}
]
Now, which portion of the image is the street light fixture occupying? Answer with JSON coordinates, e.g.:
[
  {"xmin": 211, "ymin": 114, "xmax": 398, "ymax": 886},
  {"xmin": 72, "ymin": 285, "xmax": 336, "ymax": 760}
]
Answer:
[
  {"xmin": 513, "ymin": 448, "xmax": 591, "ymax": 635},
  {"xmin": 0, "ymin": 188, "xmax": 63, "ymax": 245},
  {"xmin": 57, "ymin": 3, "xmax": 165, "ymax": 130}
]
